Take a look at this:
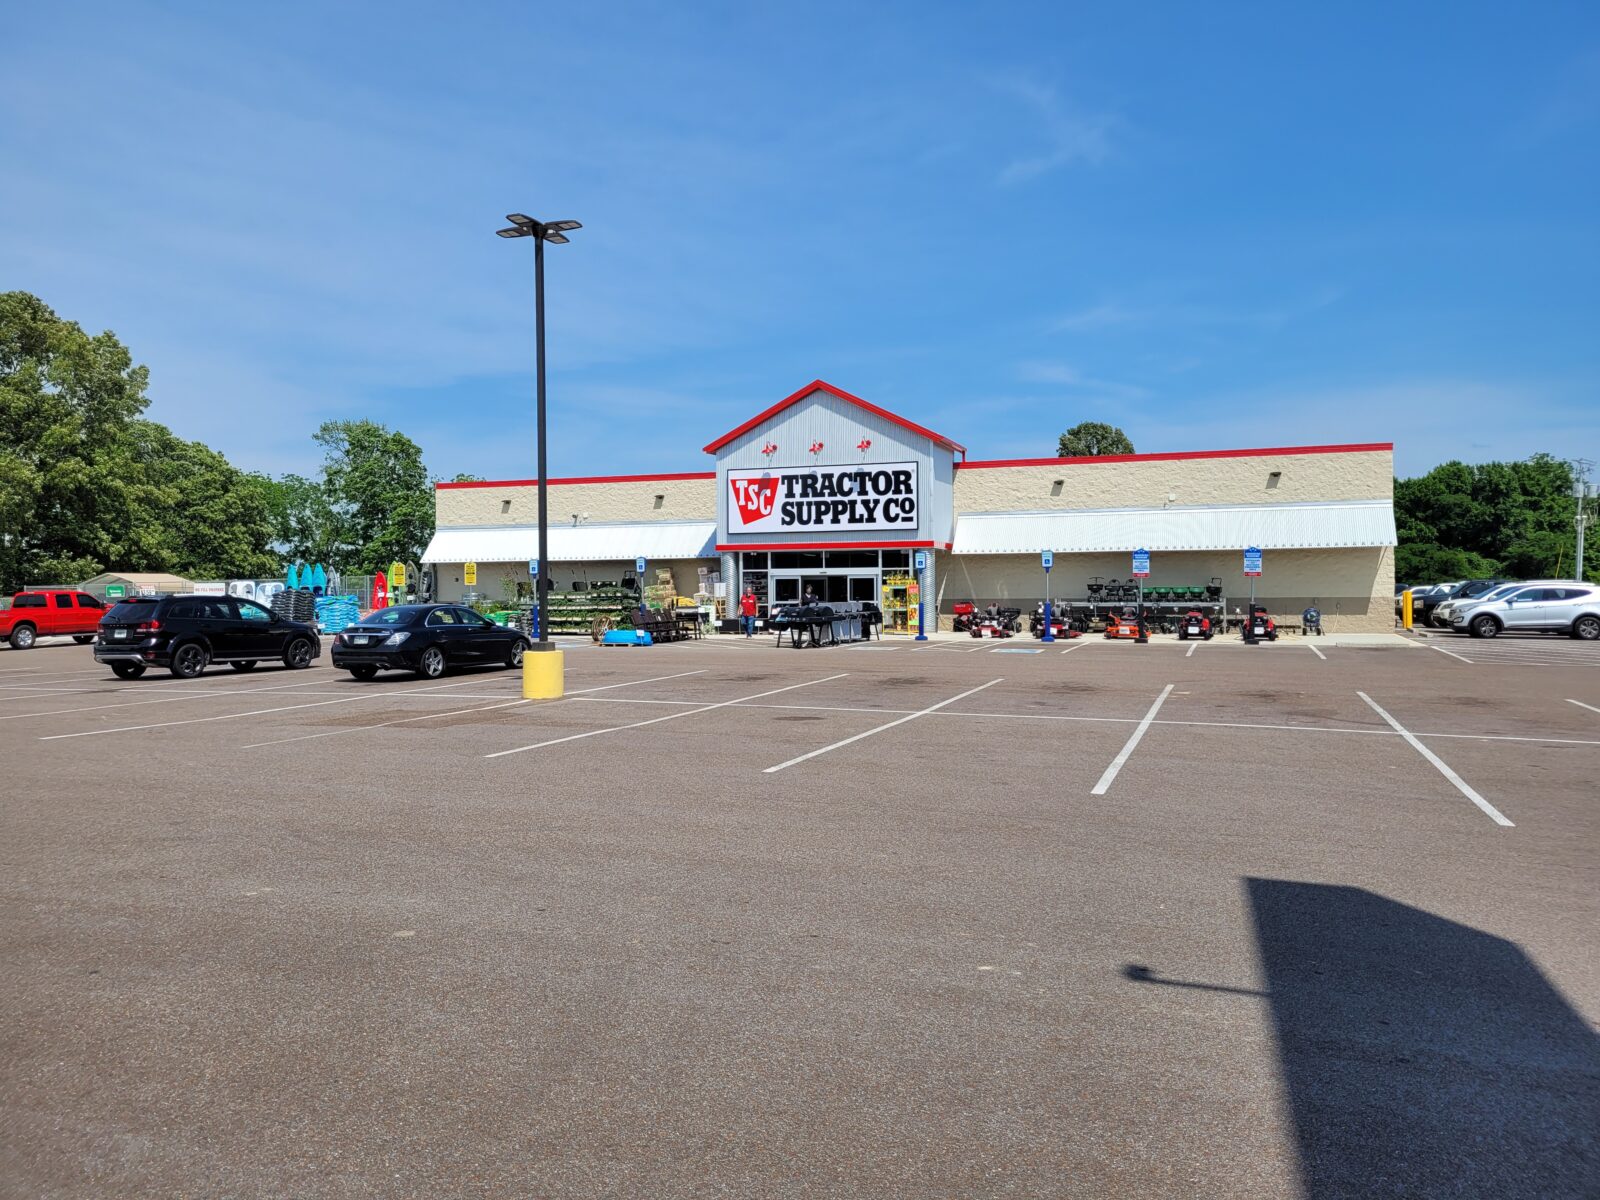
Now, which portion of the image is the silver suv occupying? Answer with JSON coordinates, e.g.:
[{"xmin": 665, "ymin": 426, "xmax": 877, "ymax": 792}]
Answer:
[{"xmin": 1450, "ymin": 581, "xmax": 1600, "ymax": 640}]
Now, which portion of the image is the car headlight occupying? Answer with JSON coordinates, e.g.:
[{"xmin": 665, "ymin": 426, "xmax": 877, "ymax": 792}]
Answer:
[{"xmin": 382, "ymin": 632, "xmax": 410, "ymax": 645}]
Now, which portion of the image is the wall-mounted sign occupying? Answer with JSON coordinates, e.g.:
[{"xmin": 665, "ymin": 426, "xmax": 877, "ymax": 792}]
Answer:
[{"xmin": 726, "ymin": 462, "xmax": 919, "ymax": 534}]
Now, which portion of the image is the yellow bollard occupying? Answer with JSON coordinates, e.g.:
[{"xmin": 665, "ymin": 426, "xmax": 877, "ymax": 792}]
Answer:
[
  {"xmin": 1402, "ymin": 589, "xmax": 1413, "ymax": 630},
  {"xmin": 522, "ymin": 647, "xmax": 565, "ymax": 699}
]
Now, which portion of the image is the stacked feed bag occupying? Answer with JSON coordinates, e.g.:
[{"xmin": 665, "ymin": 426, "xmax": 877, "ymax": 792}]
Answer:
[
  {"xmin": 314, "ymin": 594, "xmax": 362, "ymax": 634},
  {"xmin": 271, "ymin": 588, "xmax": 316, "ymax": 624}
]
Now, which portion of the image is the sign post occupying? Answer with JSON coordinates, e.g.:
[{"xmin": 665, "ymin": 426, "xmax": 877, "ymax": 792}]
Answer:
[
  {"xmin": 1132, "ymin": 549, "xmax": 1150, "ymax": 642},
  {"xmin": 913, "ymin": 550, "xmax": 929, "ymax": 641},
  {"xmin": 1243, "ymin": 547, "xmax": 1262, "ymax": 643},
  {"xmin": 1041, "ymin": 550, "xmax": 1055, "ymax": 642}
]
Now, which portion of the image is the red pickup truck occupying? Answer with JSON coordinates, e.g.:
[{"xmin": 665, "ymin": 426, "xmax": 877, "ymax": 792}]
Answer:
[{"xmin": 1, "ymin": 590, "xmax": 108, "ymax": 649}]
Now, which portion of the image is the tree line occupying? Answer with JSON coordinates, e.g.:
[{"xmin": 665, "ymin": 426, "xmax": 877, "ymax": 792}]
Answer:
[{"xmin": 0, "ymin": 291, "xmax": 456, "ymax": 592}]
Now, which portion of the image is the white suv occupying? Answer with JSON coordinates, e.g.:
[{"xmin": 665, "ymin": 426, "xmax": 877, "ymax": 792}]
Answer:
[{"xmin": 1450, "ymin": 582, "xmax": 1600, "ymax": 640}]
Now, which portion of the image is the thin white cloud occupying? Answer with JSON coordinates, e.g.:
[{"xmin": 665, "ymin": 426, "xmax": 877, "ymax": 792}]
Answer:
[
  {"xmin": 1014, "ymin": 360, "xmax": 1148, "ymax": 398},
  {"xmin": 987, "ymin": 72, "xmax": 1116, "ymax": 185}
]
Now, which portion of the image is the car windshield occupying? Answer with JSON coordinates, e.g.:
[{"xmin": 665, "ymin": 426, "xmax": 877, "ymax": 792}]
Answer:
[
  {"xmin": 366, "ymin": 606, "xmax": 425, "ymax": 626},
  {"xmin": 1477, "ymin": 583, "xmax": 1523, "ymax": 602}
]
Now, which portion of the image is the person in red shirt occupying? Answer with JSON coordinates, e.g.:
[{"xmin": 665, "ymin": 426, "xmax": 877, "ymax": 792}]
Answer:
[{"xmin": 739, "ymin": 587, "xmax": 758, "ymax": 637}]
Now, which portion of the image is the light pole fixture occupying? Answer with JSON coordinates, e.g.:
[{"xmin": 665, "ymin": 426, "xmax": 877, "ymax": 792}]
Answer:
[{"xmin": 495, "ymin": 213, "xmax": 581, "ymax": 662}]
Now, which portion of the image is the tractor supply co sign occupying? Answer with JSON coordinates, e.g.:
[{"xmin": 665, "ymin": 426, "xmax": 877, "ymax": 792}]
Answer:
[{"xmin": 727, "ymin": 462, "xmax": 918, "ymax": 534}]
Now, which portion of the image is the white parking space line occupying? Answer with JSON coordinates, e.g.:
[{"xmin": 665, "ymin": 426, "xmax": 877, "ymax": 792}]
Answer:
[
  {"xmin": 1061, "ymin": 643, "xmax": 1087, "ymax": 655},
  {"xmin": 1186, "ymin": 643, "xmax": 1197, "ymax": 658},
  {"xmin": 1567, "ymin": 699, "xmax": 1600, "ymax": 715},
  {"xmin": 1308, "ymin": 643, "xmax": 1327, "ymax": 661},
  {"xmin": 1432, "ymin": 644, "xmax": 1473, "ymax": 664},
  {"xmin": 569, "ymin": 669, "xmax": 707, "ymax": 694},
  {"xmin": 1091, "ymin": 684, "xmax": 1175, "ymax": 796},
  {"xmin": 238, "ymin": 670, "xmax": 713, "ymax": 750},
  {"xmin": 242, "ymin": 698, "xmax": 532, "ymax": 748},
  {"xmin": 763, "ymin": 679, "xmax": 1005, "ymax": 775},
  {"xmin": 1357, "ymin": 692, "xmax": 1513, "ymax": 827},
  {"xmin": 36, "ymin": 675, "xmax": 521, "ymax": 741},
  {"xmin": 485, "ymin": 673, "xmax": 850, "ymax": 759},
  {"xmin": 0, "ymin": 680, "xmax": 337, "ymax": 723}
]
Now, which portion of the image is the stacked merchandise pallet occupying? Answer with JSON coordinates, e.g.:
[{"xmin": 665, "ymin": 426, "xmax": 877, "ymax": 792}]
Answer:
[
  {"xmin": 642, "ymin": 568, "xmax": 677, "ymax": 611},
  {"xmin": 270, "ymin": 588, "xmax": 316, "ymax": 624},
  {"xmin": 543, "ymin": 587, "xmax": 639, "ymax": 637},
  {"xmin": 314, "ymin": 594, "xmax": 362, "ymax": 635}
]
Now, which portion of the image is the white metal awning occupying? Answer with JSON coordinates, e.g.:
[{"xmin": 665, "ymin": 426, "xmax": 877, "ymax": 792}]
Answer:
[
  {"xmin": 950, "ymin": 500, "xmax": 1396, "ymax": 554},
  {"xmin": 421, "ymin": 521, "xmax": 717, "ymax": 564}
]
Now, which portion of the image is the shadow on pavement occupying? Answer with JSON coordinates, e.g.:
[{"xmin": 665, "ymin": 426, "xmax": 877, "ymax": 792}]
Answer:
[
  {"xmin": 1125, "ymin": 881, "xmax": 1598, "ymax": 1197},
  {"xmin": 1249, "ymin": 879, "xmax": 1598, "ymax": 1198}
]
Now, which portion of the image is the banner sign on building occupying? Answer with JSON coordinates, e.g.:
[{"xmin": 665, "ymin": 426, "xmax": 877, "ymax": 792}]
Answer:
[{"xmin": 727, "ymin": 462, "xmax": 918, "ymax": 534}]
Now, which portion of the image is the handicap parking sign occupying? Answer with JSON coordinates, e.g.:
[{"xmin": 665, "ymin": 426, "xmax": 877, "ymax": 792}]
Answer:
[
  {"xmin": 1042, "ymin": 550, "xmax": 1053, "ymax": 571},
  {"xmin": 1131, "ymin": 548, "xmax": 1150, "ymax": 577},
  {"xmin": 1244, "ymin": 546, "xmax": 1262, "ymax": 576}
]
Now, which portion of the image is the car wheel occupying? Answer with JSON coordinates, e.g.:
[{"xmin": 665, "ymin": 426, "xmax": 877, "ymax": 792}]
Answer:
[
  {"xmin": 9, "ymin": 623, "xmax": 36, "ymax": 650},
  {"xmin": 1573, "ymin": 615, "xmax": 1600, "ymax": 641},
  {"xmin": 73, "ymin": 634, "xmax": 95, "ymax": 644},
  {"xmin": 110, "ymin": 661, "xmax": 146, "ymax": 679},
  {"xmin": 1178, "ymin": 630, "xmax": 1187, "ymax": 641},
  {"xmin": 282, "ymin": 638, "xmax": 313, "ymax": 669},
  {"xmin": 507, "ymin": 638, "xmax": 528, "ymax": 668},
  {"xmin": 348, "ymin": 665, "xmax": 379, "ymax": 680},
  {"xmin": 416, "ymin": 646, "xmax": 446, "ymax": 679},
  {"xmin": 230, "ymin": 660, "xmax": 258, "ymax": 672},
  {"xmin": 1469, "ymin": 615, "xmax": 1499, "ymax": 639},
  {"xmin": 170, "ymin": 642, "xmax": 208, "ymax": 678}
]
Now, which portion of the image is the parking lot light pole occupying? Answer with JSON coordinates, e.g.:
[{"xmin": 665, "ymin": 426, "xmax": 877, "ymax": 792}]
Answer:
[{"xmin": 497, "ymin": 214, "xmax": 581, "ymax": 696}]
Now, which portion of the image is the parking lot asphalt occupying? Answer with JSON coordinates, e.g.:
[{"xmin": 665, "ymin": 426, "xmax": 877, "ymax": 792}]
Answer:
[{"xmin": 3, "ymin": 635, "xmax": 1597, "ymax": 1198}]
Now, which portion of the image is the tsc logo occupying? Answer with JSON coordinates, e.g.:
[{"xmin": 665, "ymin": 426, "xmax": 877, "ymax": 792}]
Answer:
[{"xmin": 730, "ymin": 475, "xmax": 779, "ymax": 526}]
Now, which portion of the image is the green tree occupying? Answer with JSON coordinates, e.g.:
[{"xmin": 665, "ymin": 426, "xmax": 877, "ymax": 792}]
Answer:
[
  {"xmin": 1394, "ymin": 453, "xmax": 1593, "ymax": 585},
  {"xmin": 247, "ymin": 471, "xmax": 338, "ymax": 565},
  {"xmin": 0, "ymin": 291, "xmax": 280, "ymax": 588},
  {"xmin": 314, "ymin": 420, "xmax": 433, "ymax": 571},
  {"xmin": 1057, "ymin": 421, "xmax": 1135, "ymax": 458}
]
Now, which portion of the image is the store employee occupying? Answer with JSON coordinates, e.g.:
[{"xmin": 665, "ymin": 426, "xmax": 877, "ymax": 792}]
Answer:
[{"xmin": 740, "ymin": 586, "xmax": 758, "ymax": 637}]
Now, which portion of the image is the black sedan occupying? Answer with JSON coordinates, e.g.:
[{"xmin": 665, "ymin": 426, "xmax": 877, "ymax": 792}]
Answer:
[{"xmin": 330, "ymin": 604, "xmax": 529, "ymax": 680}]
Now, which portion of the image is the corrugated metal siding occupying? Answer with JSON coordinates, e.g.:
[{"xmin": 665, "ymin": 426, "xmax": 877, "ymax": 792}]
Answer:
[
  {"xmin": 950, "ymin": 501, "xmax": 1396, "ymax": 554},
  {"xmin": 713, "ymin": 387, "xmax": 957, "ymax": 546},
  {"xmin": 421, "ymin": 521, "xmax": 716, "ymax": 564}
]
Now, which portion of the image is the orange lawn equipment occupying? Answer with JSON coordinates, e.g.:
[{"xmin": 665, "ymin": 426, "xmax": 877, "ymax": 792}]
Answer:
[{"xmin": 1103, "ymin": 612, "xmax": 1144, "ymax": 639}]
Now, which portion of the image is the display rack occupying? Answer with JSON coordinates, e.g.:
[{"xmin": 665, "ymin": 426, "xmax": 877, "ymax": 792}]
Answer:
[
  {"xmin": 542, "ymin": 586, "xmax": 639, "ymax": 637},
  {"xmin": 880, "ymin": 572, "xmax": 914, "ymax": 634}
]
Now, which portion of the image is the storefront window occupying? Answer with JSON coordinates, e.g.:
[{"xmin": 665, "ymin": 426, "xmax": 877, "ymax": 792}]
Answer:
[
  {"xmin": 770, "ymin": 551, "xmax": 824, "ymax": 569},
  {"xmin": 823, "ymin": 550, "xmax": 878, "ymax": 568},
  {"xmin": 881, "ymin": 549, "xmax": 910, "ymax": 568},
  {"xmin": 740, "ymin": 553, "xmax": 768, "ymax": 570}
]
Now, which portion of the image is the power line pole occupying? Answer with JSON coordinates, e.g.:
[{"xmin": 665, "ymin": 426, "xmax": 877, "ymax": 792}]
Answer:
[{"xmin": 1573, "ymin": 458, "xmax": 1594, "ymax": 582}]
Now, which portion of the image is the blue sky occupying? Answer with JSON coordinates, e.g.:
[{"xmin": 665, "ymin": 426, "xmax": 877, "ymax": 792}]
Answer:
[{"xmin": 4, "ymin": 2, "xmax": 1597, "ymax": 480}]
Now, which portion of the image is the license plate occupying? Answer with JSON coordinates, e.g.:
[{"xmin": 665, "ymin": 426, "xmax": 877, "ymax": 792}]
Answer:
[
  {"xmin": 113, "ymin": 628, "xmax": 127, "ymax": 639},
  {"xmin": 351, "ymin": 635, "xmax": 369, "ymax": 645}
]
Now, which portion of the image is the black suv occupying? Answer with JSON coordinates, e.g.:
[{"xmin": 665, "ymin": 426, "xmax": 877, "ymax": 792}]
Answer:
[{"xmin": 94, "ymin": 594, "xmax": 321, "ymax": 679}]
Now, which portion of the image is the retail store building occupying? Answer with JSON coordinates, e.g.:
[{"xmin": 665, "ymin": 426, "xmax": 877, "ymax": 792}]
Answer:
[{"xmin": 423, "ymin": 381, "xmax": 1396, "ymax": 631}]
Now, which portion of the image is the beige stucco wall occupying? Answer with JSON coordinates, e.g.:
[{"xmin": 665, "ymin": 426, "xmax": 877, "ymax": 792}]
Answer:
[
  {"xmin": 934, "ymin": 545, "xmax": 1393, "ymax": 632},
  {"xmin": 436, "ymin": 477, "xmax": 717, "ymax": 528},
  {"xmin": 953, "ymin": 449, "xmax": 1392, "ymax": 514}
]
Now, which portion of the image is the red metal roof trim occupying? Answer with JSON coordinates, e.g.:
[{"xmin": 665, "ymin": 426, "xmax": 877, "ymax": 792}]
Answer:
[
  {"xmin": 714, "ymin": 540, "xmax": 949, "ymax": 552},
  {"xmin": 702, "ymin": 380, "xmax": 967, "ymax": 455},
  {"xmin": 436, "ymin": 471, "xmax": 716, "ymax": 490},
  {"xmin": 956, "ymin": 443, "xmax": 1393, "ymax": 470}
]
